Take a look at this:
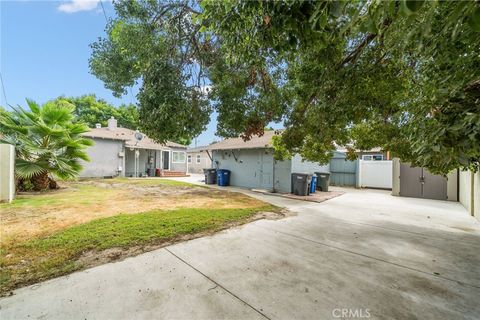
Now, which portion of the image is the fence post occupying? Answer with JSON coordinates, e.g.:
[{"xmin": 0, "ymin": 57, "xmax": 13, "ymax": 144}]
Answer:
[{"xmin": 0, "ymin": 144, "xmax": 15, "ymax": 203}]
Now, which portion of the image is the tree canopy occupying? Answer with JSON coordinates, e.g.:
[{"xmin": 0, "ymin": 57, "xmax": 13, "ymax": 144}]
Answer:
[
  {"xmin": 52, "ymin": 94, "xmax": 139, "ymax": 130},
  {"xmin": 90, "ymin": 0, "xmax": 480, "ymax": 174}
]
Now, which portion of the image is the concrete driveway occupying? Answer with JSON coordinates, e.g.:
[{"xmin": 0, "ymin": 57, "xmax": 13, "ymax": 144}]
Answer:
[{"xmin": 1, "ymin": 181, "xmax": 479, "ymax": 319}]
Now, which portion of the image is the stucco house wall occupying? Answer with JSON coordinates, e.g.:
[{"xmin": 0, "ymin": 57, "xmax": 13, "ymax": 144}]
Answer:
[
  {"xmin": 187, "ymin": 150, "xmax": 212, "ymax": 174},
  {"xmin": 274, "ymin": 157, "xmax": 292, "ymax": 193},
  {"xmin": 212, "ymin": 148, "xmax": 291, "ymax": 192},
  {"xmin": 80, "ymin": 138, "xmax": 125, "ymax": 178},
  {"xmin": 291, "ymin": 154, "xmax": 330, "ymax": 174},
  {"xmin": 213, "ymin": 149, "xmax": 265, "ymax": 190},
  {"xmin": 170, "ymin": 148, "xmax": 188, "ymax": 172}
]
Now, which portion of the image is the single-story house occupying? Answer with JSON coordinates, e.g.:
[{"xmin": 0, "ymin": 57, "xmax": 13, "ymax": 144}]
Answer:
[
  {"xmin": 81, "ymin": 117, "xmax": 187, "ymax": 178},
  {"xmin": 206, "ymin": 131, "xmax": 329, "ymax": 193},
  {"xmin": 186, "ymin": 145, "xmax": 213, "ymax": 174}
]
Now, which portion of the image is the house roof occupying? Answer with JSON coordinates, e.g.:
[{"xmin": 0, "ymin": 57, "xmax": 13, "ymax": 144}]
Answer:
[
  {"xmin": 187, "ymin": 145, "xmax": 210, "ymax": 153},
  {"xmin": 207, "ymin": 130, "xmax": 278, "ymax": 151},
  {"xmin": 83, "ymin": 127, "xmax": 186, "ymax": 150}
]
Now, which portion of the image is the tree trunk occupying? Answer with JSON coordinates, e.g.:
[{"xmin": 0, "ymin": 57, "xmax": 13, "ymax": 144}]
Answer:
[
  {"xmin": 32, "ymin": 172, "xmax": 50, "ymax": 191},
  {"xmin": 48, "ymin": 177, "xmax": 58, "ymax": 190}
]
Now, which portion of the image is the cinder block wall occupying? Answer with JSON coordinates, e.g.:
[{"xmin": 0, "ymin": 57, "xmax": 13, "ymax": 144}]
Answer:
[{"xmin": 459, "ymin": 170, "xmax": 480, "ymax": 220}]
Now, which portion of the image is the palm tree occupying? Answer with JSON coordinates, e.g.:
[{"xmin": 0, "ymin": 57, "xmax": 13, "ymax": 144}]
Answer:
[{"xmin": 0, "ymin": 99, "xmax": 93, "ymax": 191}]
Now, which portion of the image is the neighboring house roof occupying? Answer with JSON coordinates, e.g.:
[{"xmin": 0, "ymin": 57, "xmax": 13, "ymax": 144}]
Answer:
[
  {"xmin": 83, "ymin": 127, "xmax": 186, "ymax": 150},
  {"xmin": 187, "ymin": 145, "xmax": 211, "ymax": 153},
  {"xmin": 205, "ymin": 130, "xmax": 384, "ymax": 154},
  {"xmin": 335, "ymin": 146, "xmax": 383, "ymax": 153},
  {"xmin": 207, "ymin": 130, "xmax": 278, "ymax": 151}
]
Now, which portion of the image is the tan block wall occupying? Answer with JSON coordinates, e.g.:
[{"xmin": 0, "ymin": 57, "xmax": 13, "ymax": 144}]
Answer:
[
  {"xmin": 0, "ymin": 144, "xmax": 15, "ymax": 203},
  {"xmin": 459, "ymin": 170, "xmax": 480, "ymax": 220}
]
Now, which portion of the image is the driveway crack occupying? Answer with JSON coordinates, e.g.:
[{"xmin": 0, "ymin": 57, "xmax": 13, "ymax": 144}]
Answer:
[{"xmin": 164, "ymin": 248, "xmax": 272, "ymax": 320}]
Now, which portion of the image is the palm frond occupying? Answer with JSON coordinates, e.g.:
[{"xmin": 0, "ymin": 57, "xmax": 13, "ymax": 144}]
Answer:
[
  {"xmin": 4, "ymin": 99, "xmax": 91, "ymax": 181},
  {"xmin": 15, "ymin": 159, "xmax": 47, "ymax": 179}
]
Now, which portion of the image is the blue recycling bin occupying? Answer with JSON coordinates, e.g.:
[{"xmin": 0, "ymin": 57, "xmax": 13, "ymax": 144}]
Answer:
[
  {"xmin": 310, "ymin": 175, "xmax": 317, "ymax": 194},
  {"xmin": 216, "ymin": 169, "xmax": 231, "ymax": 186}
]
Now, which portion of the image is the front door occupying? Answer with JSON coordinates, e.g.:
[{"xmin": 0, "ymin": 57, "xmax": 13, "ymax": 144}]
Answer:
[{"xmin": 162, "ymin": 151, "xmax": 170, "ymax": 170}]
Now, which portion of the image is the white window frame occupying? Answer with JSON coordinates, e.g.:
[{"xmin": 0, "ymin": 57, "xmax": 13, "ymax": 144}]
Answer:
[
  {"xmin": 362, "ymin": 154, "xmax": 384, "ymax": 161},
  {"xmin": 196, "ymin": 154, "xmax": 201, "ymax": 164},
  {"xmin": 187, "ymin": 154, "xmax": 192, "ymax": 163},
  {"xmin": 172, "ymin": 151, "xmax": 186, "ymax": 163}
]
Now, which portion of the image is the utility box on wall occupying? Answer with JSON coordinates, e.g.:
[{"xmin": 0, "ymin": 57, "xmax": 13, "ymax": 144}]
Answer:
[{"xmin": 0, "ymin": 144, "xmax": 15, "ymax": 203}]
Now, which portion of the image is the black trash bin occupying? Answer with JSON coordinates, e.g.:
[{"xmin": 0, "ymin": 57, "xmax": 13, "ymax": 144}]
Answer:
[
  {"xmin": 203, "ymin": 168, "xmax": 217, "ymax": 184},
  {"xmin": 147, "ymin": 168, "xmax": 156, "ymax": 177},
  {"xmin": 315, "ymin": 172, "xmax": 330, "ymax": 192},
  {"xmin": 291, "ymin": 173, "xmax": 310, "ymax": 196}
]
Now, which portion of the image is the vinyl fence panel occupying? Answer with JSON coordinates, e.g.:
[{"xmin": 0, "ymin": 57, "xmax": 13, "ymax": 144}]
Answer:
[{"xmin": 358, "ymin": 160, "xmax": 393, "ymax": 189}]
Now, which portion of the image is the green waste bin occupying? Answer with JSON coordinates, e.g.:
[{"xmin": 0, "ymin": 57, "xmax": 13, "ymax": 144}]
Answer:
[{"xmin": 315, "ymin": 172, "xmax": 330, "ymax": 192}]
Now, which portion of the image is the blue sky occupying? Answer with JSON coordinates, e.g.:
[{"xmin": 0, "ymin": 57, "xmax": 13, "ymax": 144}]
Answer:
[{"xmin": 0, "ymin": 0, "xmax": 218, "ymax": 146}]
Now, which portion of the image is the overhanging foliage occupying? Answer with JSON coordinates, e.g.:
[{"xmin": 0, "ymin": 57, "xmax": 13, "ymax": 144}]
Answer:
[{"xmin": 90, "ymin": 0, "xmax": 480, "ymax": 174}]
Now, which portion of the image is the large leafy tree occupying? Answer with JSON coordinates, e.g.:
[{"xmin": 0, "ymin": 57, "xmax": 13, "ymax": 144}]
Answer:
[
  {"xmin": 52, "ymin": 94, "xmax": 140, "ymax": 130},
  {"xmin": 0, "ymin": 100, "xmax": 93, "ymax": 191},
  {"xmin": 90, "ymin": 0, "xmax": 480, "ymax": 174}
]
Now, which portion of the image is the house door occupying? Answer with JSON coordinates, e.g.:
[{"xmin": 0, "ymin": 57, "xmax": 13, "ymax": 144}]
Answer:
[
  {"xmin": 400, "ymin": 163, "xmax": 447, "ymax": 200},
  {"xmin": 162, "ymin": 151, "xmax": 170, "ymax": 170},
  {"xmin": 258, "ymin": 151, "xmax": 273, "ymax": 189}
]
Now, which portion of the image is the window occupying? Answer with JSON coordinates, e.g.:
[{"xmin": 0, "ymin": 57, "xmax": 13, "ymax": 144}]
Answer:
[
  {"xmin": 362, "ymin": 154, "xmax": 384, "ymax": 161},
  {"xmin": 196, "ymin": 154, "xmax": 201, "ymax": 164},
  {"xmin": 187, "ymin": 155, "xmax": 192, "ymax": 163},
  {"xmin": 172, "ymin": 151, "xmax": 186, "ymax": 163}
]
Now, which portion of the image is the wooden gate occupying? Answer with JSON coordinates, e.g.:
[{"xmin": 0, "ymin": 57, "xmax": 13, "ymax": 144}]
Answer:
[{"xmin": 399, "ymin": 163, "xmax": 447, "ymax": 200}]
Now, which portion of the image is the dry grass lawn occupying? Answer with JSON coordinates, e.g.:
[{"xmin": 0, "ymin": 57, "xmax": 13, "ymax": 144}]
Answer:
[
  {"xmin": 1, "ymin": 178, "xmax": 266, "ymax": 244},
  {"xmin": 0, "ymin": 178, "xmax": 282, "ymax": 294}
]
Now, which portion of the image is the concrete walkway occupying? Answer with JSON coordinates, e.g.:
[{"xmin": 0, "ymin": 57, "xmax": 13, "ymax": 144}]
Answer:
[{"xmin": 1, "ymin": 177, "xmax": 479, "ymax": 319}]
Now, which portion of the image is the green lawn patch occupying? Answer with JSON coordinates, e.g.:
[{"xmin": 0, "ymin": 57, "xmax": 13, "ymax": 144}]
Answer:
[{"xmin": 0, "ymin": 205, "xmax": 279, "ymax": 295}]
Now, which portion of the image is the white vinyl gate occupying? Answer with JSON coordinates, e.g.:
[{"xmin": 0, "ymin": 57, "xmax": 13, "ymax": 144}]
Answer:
[{"xmin": 358, "ymin": 160, "xmax": 392, "ymax": 189}]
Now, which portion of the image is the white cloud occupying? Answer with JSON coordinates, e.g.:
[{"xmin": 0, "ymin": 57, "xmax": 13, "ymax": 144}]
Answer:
[{"xmin": 57, "ymin": 0, "xmax": 100, "ymax": 13}]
